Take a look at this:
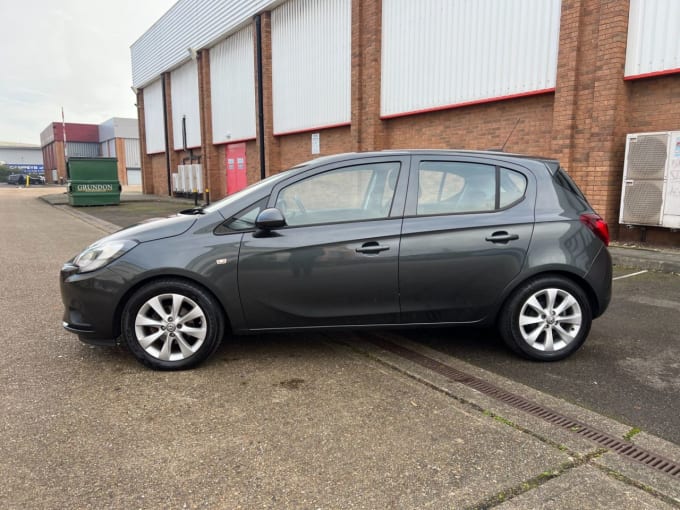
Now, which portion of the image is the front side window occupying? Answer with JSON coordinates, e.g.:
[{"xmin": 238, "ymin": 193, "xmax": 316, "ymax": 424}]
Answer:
[
  {"xmin": 416, "ymin": 162, "xmax": 526, "ymax": 215},
  {"xmin": 215, "ymin": 198, "xmax": 267, "ymax": 234},
  {"xmin": 275, "ymin": 162, "xmax": 400, "ymax": 227}
]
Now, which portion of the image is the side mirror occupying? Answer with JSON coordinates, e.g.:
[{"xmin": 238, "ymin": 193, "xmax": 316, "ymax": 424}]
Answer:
[{"xmin": 255, "ymin": 208, "xmax": 287, "ymax": 230}]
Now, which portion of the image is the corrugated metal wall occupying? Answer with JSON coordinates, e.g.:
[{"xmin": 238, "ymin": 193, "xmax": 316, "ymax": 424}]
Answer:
[
  {"xmin": 171, "ymin": 59, "xmax": 202, "ymax": 150},
  {"xmin": 43, "ymin": 145, "xmax": 56, "ymax": 171},
  {"xmin": 125, "ymin": 139, "xmax": 141, "ymax": 168},
  {"xmin": 143, "ymin": 79, "xmax": 166, "ymax": 154},
  {"xmin": 625, "ymin": 0, "xmax": 680, "ymax": 78},
  {"xmin": 271, "ymin": 0, "xmax": 351, "ymax": 134},
  {"xmin": 131, "ymin": 0, "xmax": 276, "ymax": 88},
  {"xmin": 100, "ymin": 140, "xmax": 117, "ymax": 158},
  {"xmin": 210, "ymin": 26, "xmax": 256, "ymax": 144},
  {"xmin": 67, "ymin": 142, "xmax": 100, "ymax": 158},
  {"xmin": 381, "ymin": 0, "xmax": 561, "ymax": 117}
]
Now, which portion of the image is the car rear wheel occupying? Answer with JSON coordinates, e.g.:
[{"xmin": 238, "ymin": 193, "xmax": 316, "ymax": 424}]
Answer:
[
  {"xmin": 499, "ymin": 276, "xmax": 592, "ymax": 361},
  {"xmin": 122, "ymin": 279, "xmax": 224, "ymax": 370}
]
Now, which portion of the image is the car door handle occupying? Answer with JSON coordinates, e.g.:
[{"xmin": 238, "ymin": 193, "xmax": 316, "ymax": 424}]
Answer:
[
  {"xmin": 356, "ymin": 242, "xmax": 390, "ymax": 254},
  {"xmin": 485, "ymin": 231, "xmax": 519, "ymax": 243}
]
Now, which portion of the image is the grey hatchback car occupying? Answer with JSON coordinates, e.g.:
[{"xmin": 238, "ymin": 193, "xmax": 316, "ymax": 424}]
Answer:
[{"xmin": 60, "ymin": 150, "xmax": 612, "ymax": 370}]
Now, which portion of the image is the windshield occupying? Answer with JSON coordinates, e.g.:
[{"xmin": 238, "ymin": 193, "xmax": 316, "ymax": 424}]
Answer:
[{"xmin": 199, "ymin": 167, "xmax": 298, "ymax": 214}]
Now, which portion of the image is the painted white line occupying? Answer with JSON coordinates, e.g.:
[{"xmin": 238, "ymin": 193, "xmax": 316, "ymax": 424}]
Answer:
[{"xmin": 613, "ymin": 270, "xmax": 648, "ymax": 281}]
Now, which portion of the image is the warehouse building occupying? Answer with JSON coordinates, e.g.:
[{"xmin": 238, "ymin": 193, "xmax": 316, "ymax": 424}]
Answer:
[
  {"xmin": 0, "ymin": 142, "xmax": 43, "ymax": 173},
  {"xmin": 131, "ymin": 0, "xmax": 680, "ymax": 245},
  {"xmin": 40, "ymin": 118, "xmax": 141, "ymax": 185}
]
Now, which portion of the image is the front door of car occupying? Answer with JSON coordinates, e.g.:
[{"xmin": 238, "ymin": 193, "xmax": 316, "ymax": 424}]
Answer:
[
  {"xmin": 399, "ymin": 156, "xmax": 535, "ymax": 324},
  {"xmin": 238, "ymin": 157, "xmax": 409, "ymax": 330}
]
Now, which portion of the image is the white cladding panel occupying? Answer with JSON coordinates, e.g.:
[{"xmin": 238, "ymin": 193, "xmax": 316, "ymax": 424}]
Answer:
[
  {"xmin": 381, "ymin": 0, "xmax": 561, "ymax": 117},
  {"xmin": 125, "ymin": 139, "xmax": 141, "ymax": 168},
  {"xmin": 271, "ymin": 0, "xmax": 351, "ymax": 134},
  {"xmin": 100, "ymin": 140, "xmax": 117, "ymax": 158},
  {"xmin": 625, "ymin": 0, "xmax": 680, "ymax": 77},
  {"xmin": 98, "ymin": 118, "xmax": 138, "ymax": 142},
  {"xmin": 131, "ymin": 0, "xmax": 275, "ymax": 88},
  {"xmin": 99, "ymin": 121, "xmax": 116, "ymax": 143},
  {"xmin": 127, "ymin": 169, "xmax": 142, "ymax": 185},
  {"xmin": 143, "ymin": 79, "xmax": 166, "ymax": 154},
  {"xmin": 210, "ymin": 26, "xmax": 257, "ymax": 143},
  {"xmin": 171, "ymin": 59, "xmax": 202, "ymax": 150}
]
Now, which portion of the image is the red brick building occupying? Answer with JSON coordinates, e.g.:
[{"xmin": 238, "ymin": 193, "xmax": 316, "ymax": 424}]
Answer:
[{"xmin": 132, "ymin": 0, "xmax": 680, "ymax": 245}]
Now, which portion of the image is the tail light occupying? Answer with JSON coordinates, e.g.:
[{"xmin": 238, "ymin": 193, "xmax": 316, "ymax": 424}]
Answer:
[{"xmin": 580, "ymin": 213, "xmax": 610, "ymax": 246}]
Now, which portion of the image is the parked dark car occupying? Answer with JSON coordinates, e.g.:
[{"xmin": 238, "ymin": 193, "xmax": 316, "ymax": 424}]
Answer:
[
  {"xmin": 8, "ymin": 173, "xmax": 44, "ymax": 185},
  {"xmin": 60, "ymin": 150, "xmax": 612, "ymax": 370}
]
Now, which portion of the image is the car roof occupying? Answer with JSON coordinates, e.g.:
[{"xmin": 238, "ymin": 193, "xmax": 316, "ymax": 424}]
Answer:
[{"xmin": 299, "ymin": 150, "xmax": 560, "ymax": 174}]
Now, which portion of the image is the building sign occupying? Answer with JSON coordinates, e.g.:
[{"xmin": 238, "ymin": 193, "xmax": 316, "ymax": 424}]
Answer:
[
  {"xmin": 7, "ymin": 164, "xmax": 44, "ymax": 173},
  {"xmin": 311, "ymin": 133, "xmax": 320, "ymax": 154},
  {"xmin": 75, "ymin": 184, "xmax": 114, "ymax": 192}
]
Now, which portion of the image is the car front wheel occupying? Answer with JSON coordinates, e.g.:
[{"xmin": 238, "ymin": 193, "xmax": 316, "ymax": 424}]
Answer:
[
  {"xmin": 499, "ymin": 276, "xmax": 592, "ymax": 361},
  {"xmin": 122, "ymin": 279, "xmax": 224, "ymax": 370}
]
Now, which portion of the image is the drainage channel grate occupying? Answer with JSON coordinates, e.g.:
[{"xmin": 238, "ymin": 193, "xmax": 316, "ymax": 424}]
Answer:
[{"xmin": 366, "ymin": 334, "xmax": 680, "ymax": 480}]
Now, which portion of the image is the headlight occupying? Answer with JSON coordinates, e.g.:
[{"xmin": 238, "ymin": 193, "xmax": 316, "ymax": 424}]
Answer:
[{"xmin": 73, "ymin": 239, "xmax": 138, "ymax": 273}]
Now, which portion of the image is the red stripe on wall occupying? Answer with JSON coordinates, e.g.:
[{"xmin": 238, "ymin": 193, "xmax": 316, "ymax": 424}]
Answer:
[
  {"xmin": 380, "ymin": 89, "xmax": 556, "ymax": 120},
  {"xmin": 624, "ymin": 68, "xmax": 680, "ymax": 81}
]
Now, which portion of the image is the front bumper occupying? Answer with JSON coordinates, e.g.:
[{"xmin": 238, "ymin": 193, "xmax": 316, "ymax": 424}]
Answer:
[{"xmin": 60, "ymin": 263, "xmax": 127, "ymax": 346}]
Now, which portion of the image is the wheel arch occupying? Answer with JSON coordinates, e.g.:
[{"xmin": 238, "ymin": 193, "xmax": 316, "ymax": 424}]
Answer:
[
  {"xmin": 494, "ymin": 269, "xmax": 601, "ymax": 325},
  {"xmin": 112, "ymin": 274, "xmax": 233, "ymax": 340}
]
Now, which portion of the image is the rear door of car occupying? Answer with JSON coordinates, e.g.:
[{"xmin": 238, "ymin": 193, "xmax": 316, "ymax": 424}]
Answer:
[
  {"xmin": 237, "ymin": 155, "xmax": 409, "ymax": 330},
  {"xmin": 399, "ymin": 154, "xmax": 536, "ymax": 324}
]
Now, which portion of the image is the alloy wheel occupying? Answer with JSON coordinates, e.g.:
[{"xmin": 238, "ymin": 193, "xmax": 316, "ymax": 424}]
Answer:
[
  {"xmin": 134, "ymin": 293, "xmax": 207, "ymax": 361},
  {"xmin": 518, "ymin": 288, "xmax": 582, "ymax": 352}
]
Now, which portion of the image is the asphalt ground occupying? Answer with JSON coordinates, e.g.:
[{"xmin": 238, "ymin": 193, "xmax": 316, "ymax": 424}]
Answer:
[
  {"xmin": 24, "ymin": 188, "xmax": 680, "ymax": 442},
  {"xmin": 38, "ymin": 186, "xmax": 680, "ymax": 444},
  {"xmin": 396, "ymin": 266, "xmax": 680, "ymax": 445},
  {"xmin": 2, "ymin": 185, "xmax": 679, "ymax": 508}
]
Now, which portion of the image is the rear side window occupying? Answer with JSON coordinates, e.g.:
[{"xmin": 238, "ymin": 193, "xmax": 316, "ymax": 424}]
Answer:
[
  {"xmin": 499, "ymin": 168, "xmax": 527, "ymax": 207},
  {"xmin": 416, "ymin": 162, "xmax": 526, "ymax": 215}
]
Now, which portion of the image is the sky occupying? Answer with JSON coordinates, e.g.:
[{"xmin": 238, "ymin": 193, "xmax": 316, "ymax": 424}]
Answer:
[{"xmin": 0, "ymin": 0, "xmax": 177, "ymax": 145}]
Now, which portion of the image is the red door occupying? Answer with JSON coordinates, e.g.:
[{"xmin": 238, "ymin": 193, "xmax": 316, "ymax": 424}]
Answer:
[{"xmin": 226, "ymin": 143, "xmax": 247, "ymax": 195}]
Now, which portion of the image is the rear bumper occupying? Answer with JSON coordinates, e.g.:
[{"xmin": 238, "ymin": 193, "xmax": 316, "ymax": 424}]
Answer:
[{"xmin": 585, "ymin": 246, "xmax": 613, "ymax": 318}]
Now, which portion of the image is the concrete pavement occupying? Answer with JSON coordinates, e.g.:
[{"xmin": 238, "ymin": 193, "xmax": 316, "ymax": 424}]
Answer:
[{"xmin": 1, "ymin": 185, "xmax": 679, "ymax": 508}]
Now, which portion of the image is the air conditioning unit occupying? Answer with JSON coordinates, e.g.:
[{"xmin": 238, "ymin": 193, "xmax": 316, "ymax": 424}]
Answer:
[
  {"xmin": 191, "ymin": 163, "xmax": 203, "ymax": 192},
  {"xmin": 620, "ymin": 131, "xmax": 680, "ymax": 228},
  {"xmin": 177, "ymin": 165, "xmax": 187, "ymax": 193}
]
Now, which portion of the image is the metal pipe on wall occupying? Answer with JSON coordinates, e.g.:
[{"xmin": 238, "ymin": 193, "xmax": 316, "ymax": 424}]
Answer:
[
  {"xmin": 161, "ymin": 75, "xmax": 172, "ymax": 196},
  {"xmin": 255, "ymin": 14, "xmax": 266, "ymax": 180}
]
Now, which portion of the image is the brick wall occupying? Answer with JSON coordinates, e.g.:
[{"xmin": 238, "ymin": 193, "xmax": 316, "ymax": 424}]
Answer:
[
  {"xmin": 114, "ymin": 138, "xmax": 127, "ymax": 185},
  {"xmin": 135, "ymin": 0, "xmax": 680, "ymax": 246},
  {"xmin": 276, "ymin": 127, "xmax": 352, "ymax": 171},
  {"xmin": 385, "ymin": 95, "xmax": 555, "ymax": 155}
]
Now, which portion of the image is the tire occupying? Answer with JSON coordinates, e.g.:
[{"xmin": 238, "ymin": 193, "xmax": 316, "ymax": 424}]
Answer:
[
  {"xmin": 121, "ymin": 279, "xmax": 224, "ymax": 370},
  {"xmin": 498, "ymin": 275, "xmax": 592, "ymax": 361}
]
